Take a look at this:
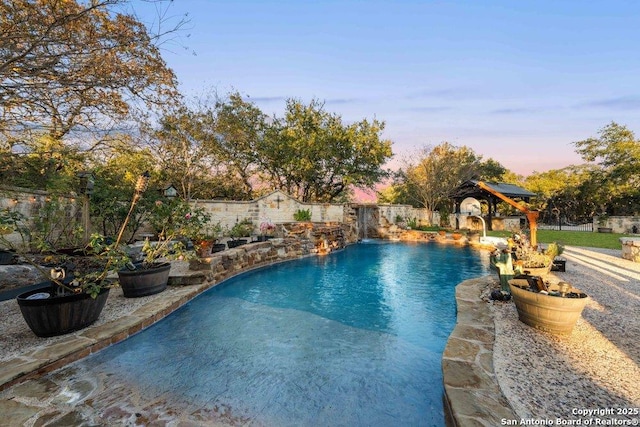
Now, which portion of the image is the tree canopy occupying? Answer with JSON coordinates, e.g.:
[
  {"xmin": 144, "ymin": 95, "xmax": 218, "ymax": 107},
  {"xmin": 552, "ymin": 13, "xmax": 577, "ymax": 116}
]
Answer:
[
  {"xmin": 0, "ymin": 0, "xmax": 179, "ymax": 145},
  {"xmin": 382, "ymin": 142, "xmax": 512, "ymax": 223},
  {"xmin": 260, "ymin": 99, "xmax": 393, "ymax": 202}
]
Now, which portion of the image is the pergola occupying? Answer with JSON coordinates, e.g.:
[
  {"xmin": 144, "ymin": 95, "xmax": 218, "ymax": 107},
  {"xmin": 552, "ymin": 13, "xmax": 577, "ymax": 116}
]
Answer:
[{"xmin": 450, "ymin": 180, "xmax": 538, "ymax": 231}]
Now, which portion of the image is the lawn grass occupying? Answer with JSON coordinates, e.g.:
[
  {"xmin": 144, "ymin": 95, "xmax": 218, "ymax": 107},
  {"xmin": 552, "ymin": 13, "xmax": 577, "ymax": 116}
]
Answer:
[{"xmin": 486, "ymin": 229, "xmax": 631, "ymax": 250}]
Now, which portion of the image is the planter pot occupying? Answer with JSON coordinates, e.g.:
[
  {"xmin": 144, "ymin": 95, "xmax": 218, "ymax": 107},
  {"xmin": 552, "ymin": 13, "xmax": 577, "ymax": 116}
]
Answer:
[
  {"xmin": 117, "ymin": 262, "xmax": 170, "ymax": 298},
  {"xmin": 196, "ymin": 241, "xmax": 213, "ymax": 258},
  {"xmin": 518, "ymin": 263, "xmax": 552, "ymax": 276},
  {"xmin": 17, "ymin": 284, "xmax": 110, "ymax": 337},
  {"xmin": 227, "ymin": 239, "xmax": 247, "ymax": 249},
  {"xmin": 0, "ymin": 250, "xmax": 14, "ymax": 265},
  {"xmin": 211, "ymin": 243, "xmax": 226, "ymax": 253},
  {"xmin": 508, "ymin": 281, "xmax": 589, "ymax": 335},
  {"xmin": 254, "ymin": 235, "xmax": 274, "ymax": 242},
  {"xmin": 551, "ymin": 259, "xmax": 566, "ymax": 272},
  {"xmin": 451, "ymin": 233, "xmax": 463, "ymax": 241}
]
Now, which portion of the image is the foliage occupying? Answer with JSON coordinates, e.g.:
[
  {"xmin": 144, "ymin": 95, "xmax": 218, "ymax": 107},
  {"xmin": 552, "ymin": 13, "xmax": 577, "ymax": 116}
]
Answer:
[
  {"xmin": 510, "ymin": 233, "xmax": 552, "ymax": 268},
  {"xmin": 29, "ymin": 197, "xmax": 85, "ymax": 252},
  {"xmin": 406, "ymin": 217, "xmax": 418, "ymax": 229},
  {"xmin": 2, "ymin": 172, "xmax": 152, "ymax": 297},
  {"xmin": 214, "ymin": 91, "xmax": 269, "ymax": 199},
  {"xmin": 572, "ymin": 122, "xmax": 640, "ymax": 216},
  {"xmin": 89, "ymin": 145, "xmax": 158, "ymax": 241},
  {"xmin": 150, "ymin": 102, "xmax": 219, "ymax": 201},
  {"xmin": 0, "ymin": 208, "xmax": 30, "ymax": 249},
  {"xmin": 0, "ymin": 0, "xmax": 180, "ymax": 142},
  {"xmin": 228, "ymin": 218, "xmax": 253, "ymax": 239},
  {"xmin": 259, "ymin": 98, "xmax": 393, "ymax": 202},
  {"xmin": 574, "ymin": 122, "xmax": 640, "ymax": 186},
  {"xmin": 397, "ymin": 143, "xmax": 483, "ymax": 222},
  {"xmin": 545, "ymin": 242, "xmax": 564, "ymax": 258},
  {"xmin": 1, "ymin": 136, "xmax": 88, "ymax": 191},
  {"xmin": 148, "ymin": 198, "xmax": 210, "ymax": 242},
  {"xmin": 293, "ymin": 208, "xmax": 312, "ymax": 221},
  {"xmin": 195, "ymin": 221, "xmax": 223, "ymax": 242}
]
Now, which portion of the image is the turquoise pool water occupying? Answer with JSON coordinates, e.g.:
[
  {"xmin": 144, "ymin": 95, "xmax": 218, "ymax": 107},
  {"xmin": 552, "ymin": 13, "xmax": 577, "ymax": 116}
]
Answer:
[{"xmin": 82, "ymin": 242, "xmax": 489, "ymax": 426}]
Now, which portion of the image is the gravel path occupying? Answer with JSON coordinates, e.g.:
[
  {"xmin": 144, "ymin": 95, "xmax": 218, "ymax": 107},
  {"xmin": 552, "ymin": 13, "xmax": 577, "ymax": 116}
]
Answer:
[{"xmin": 492, "ymin": 246, "xmax": 640, "ymax": 422}]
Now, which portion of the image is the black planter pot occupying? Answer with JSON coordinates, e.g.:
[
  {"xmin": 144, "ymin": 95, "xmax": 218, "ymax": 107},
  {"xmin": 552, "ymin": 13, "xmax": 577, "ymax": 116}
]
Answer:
[
  {"xmin": 551, "ymin": 259, "xmax": 566, "ymax": 272},
  {"xmin": 227, "ymin": 239, "xmax": 247, "ymax": 248},
  {"xmin": 17, "ymin": 284, "xmax": 110, "ymax": 337},
  {"xmin": 0, "ymin": 250, "xmax": 14, "ymax": 265},
  {"xmin": 254, "ymin": 235, "xmax": 274, "ymax": 242},
  {"xmin": 211, "ymin": 243, "xmax": 227, "ymax": 253},
  {"xmin": 117, "ymin": 262, "xmax": 171, "ymax": 298}
]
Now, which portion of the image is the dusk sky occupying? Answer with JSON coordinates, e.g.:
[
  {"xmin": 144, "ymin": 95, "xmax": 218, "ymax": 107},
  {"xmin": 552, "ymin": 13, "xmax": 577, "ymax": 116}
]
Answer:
[{"xmin": 134, "ymin": 0, "xmax": 639, "ymax": 176}]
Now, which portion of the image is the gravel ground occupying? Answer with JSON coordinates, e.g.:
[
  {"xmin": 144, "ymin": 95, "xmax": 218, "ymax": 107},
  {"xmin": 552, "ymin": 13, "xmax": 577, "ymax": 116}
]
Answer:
[
  {"xmin": 492, "ymin": 246, "xmax": 640, "ymax": 422},
  {"xmin": 0, "ymin": 284, "xmax": 169, "ymax": 361}
]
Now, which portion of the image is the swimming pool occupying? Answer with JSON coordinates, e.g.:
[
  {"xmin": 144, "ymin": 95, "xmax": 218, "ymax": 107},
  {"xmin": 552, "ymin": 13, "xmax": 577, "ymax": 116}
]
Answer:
[{"xmin": 76, "ymin": 241, "xmax": 490, "ymax": 426}]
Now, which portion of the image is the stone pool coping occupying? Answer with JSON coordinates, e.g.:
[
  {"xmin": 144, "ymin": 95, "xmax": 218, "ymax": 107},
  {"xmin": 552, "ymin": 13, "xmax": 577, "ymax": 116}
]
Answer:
[{"xmin": 442, "ymin": 276, "xmax": 517, "ymax": 426}]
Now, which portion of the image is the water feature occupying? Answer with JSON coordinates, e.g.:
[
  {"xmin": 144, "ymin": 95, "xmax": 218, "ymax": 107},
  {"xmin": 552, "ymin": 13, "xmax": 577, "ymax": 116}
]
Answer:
[{"xmin": 70, "ymin": 242, "xmax": 490, "ymax": 426}]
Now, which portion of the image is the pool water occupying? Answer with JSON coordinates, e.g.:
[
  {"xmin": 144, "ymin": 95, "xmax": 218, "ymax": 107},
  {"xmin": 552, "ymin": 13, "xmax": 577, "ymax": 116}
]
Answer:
[{"xmin": 83, "ymin": 242, "xmax": 489, "ymax": 426}]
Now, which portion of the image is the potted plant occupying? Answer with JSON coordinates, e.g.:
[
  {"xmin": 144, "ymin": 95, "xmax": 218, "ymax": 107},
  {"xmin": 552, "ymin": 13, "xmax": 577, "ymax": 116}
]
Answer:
[
  {"xmin": 117, "ymin": 198, "xmax": 199, "ymax": 297},
  {"xmin": 195, "ymin": 221, "xmax": 225, "ymax": 254},
  {"xmin": 511, "ymin": 233, "xmax": 555, "ymax": 276},
  {"xmin": 256, "ymin": 218, "xmax": 275, "ymax": 242},
  {"xmin": 14, "ymin": 172, "xmax": 151, "ymax": 337},
  {"xmin": 508, "ymin": 275, "xmax": 589, "ymax": 335},
  {"xmin": 546, "ymin": 242, "xmax": 566, "ymax": 272},
  {"xmin": 227, "ymin": 218, "xmax": 253, "ymax": 248}
]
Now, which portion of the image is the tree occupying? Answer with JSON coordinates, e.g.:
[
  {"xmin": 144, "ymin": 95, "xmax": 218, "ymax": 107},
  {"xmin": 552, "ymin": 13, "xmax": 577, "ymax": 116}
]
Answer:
[
  {"xmin": 0, "ymin": 0, "xmax": 180, "ymax": 144},
  {"xmin": 150, "ymin": 104, "xmax": 219, "ymax": 201},
  {"xmin": 89, "ymin": 141, "xmax": 158, "ymax": 240},
  {"xmin": 573, "ymin": 122, "xmax": 640, "ymax": 215},
  {"xmin": 574, "ymin": 122, "xmax": 640, "ymax": 187},
  {"xmin": 214, "ymin": 92, "xmax": 269, "ymax": 199},
  {"xmin": 398, "ymin": 142, "xmax": 482, "ymax": 224},
  {"xmin": 259, "ymin": 98, "xmax": 392, "ymax": 202}
]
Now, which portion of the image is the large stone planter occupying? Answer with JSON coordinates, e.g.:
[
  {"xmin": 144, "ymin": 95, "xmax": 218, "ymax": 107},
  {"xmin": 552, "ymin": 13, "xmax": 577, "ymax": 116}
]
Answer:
[
  {"xmin": 17, "ymin": 284, "xmax": 110, "ymax": 337},
  {"xmin": 508, "ymin": 280, "xmax": 589, "ymax": 335}
]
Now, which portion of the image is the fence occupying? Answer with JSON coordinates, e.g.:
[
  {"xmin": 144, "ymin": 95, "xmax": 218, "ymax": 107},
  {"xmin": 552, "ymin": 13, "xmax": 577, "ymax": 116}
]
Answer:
[{"xmin": 538, "ymin": 217, "xmax": 594, "ymax": 232}]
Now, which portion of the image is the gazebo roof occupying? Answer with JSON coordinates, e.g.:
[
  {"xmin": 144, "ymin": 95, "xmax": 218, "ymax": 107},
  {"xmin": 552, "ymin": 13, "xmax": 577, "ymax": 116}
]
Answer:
[{"xmin": 450, "ymin": 180, "xmax": 537, "ymax": 202}]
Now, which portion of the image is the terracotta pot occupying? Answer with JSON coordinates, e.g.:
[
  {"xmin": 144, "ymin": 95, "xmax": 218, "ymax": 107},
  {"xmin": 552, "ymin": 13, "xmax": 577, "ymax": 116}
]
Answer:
[
  {"xmin": 17, "ymin": 284, "xmax": 110, "ymax": 337},
  {"xmin": 117, "ymin": 262, "xmax": 170, "ymax": 298}
]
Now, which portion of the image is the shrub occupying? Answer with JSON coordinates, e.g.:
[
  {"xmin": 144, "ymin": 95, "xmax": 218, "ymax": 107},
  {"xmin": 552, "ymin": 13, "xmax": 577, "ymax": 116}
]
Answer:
[{"xmin": 293, "ymin": 209, "xmax": 312, "ymax": 221}]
